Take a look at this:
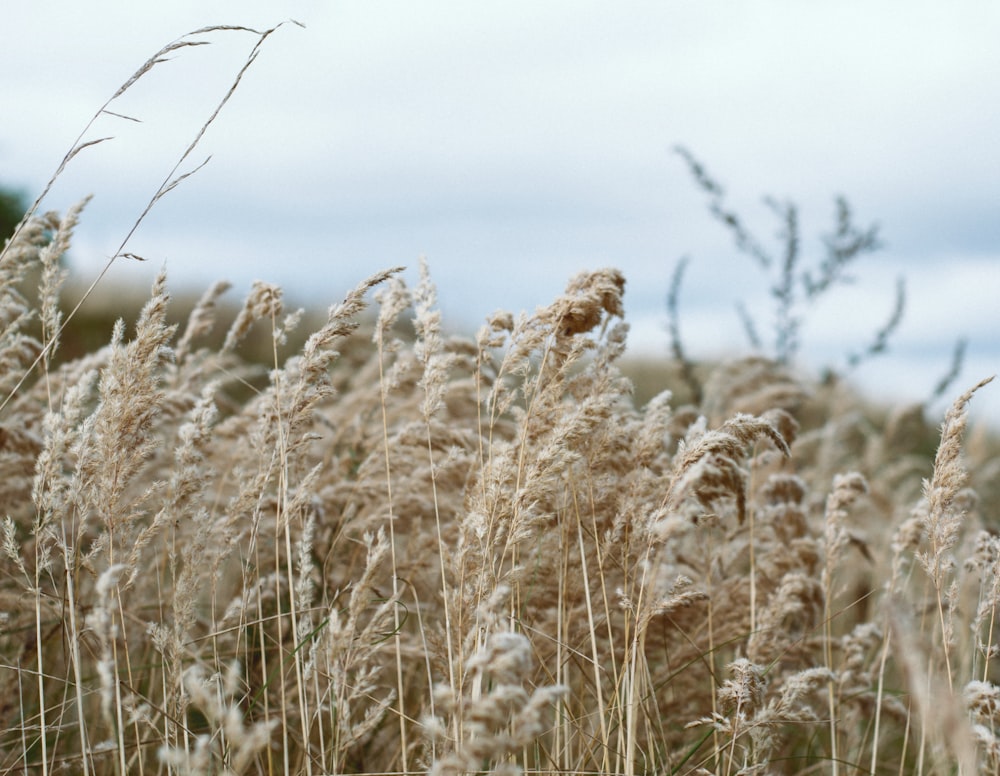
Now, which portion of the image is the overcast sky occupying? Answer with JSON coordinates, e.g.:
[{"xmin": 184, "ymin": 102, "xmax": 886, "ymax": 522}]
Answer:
[{"xmin": 2, "ymin": 2, "xmax": 998, "ymax": 423}]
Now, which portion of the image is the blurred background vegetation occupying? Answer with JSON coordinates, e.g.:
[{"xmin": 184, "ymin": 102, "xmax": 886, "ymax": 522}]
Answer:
[{"xmin": 0, "ymin": 185, "xmax": 26, "ymax": 243}]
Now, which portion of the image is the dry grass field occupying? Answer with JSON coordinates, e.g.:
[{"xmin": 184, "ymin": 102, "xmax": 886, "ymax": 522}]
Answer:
[{"xmin": 1, "ymin": 23, "xmax": 999, "ymax": 776}]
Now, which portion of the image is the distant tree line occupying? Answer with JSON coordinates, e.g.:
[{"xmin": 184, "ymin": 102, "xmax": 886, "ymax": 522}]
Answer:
[{"xmin": 1, "ymin": 186, "xmax": 27, "ymax": 242}]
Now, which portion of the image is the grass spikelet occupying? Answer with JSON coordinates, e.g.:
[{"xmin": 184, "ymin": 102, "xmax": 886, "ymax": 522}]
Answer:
[
  {"xmin": 78, "ymin": 270, "xmax": 176, "ymax": 562},
  {"xmin": 915, "ymin": 377, "xmax": 993, "ymax": 683},
  {"xmin": 174, "ymin": 279, "xmax": 231, "ymax": 365},
  {"xmin": 426, "ymin": 630, "xmax": 566, "ymax": 776},
  {"xmin": 222, "ymin": 279, "xmax": 284, "ymax": 353},
  {"xmin": 669, "ymin": 411, "xmax": 790, "ymax": 524},
  {"xmin": 37, "ymin": 197, "xmax": 90, "ymax": 375}
]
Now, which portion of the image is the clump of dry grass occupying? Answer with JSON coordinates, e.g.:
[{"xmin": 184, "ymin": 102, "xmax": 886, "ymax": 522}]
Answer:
[
  {"xmin": 1, "ymin": 202, "xmax": 997, "ymax": 774},
  {"xmin": 2, "ymin": 26, "xmax": 1000, "ymax": 776}
]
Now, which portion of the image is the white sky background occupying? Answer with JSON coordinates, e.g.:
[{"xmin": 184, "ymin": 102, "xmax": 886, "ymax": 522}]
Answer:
[{"xmin": 2, "ymin": 2, "xmax": 999, "ymax": 424}]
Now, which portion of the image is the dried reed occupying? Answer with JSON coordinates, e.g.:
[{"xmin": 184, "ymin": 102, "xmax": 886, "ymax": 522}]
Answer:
[{"xmin": 1, "ymin": 28, "xmax": 998, "ymax": 776}]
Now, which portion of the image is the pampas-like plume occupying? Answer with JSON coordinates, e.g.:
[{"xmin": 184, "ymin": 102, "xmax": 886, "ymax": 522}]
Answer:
[{"xmin": 669, "ymin": 412, "xmax": 790, "ymax": 524}]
